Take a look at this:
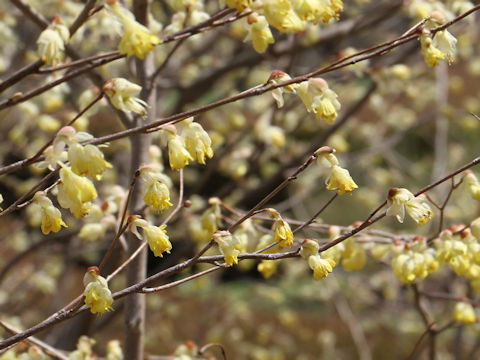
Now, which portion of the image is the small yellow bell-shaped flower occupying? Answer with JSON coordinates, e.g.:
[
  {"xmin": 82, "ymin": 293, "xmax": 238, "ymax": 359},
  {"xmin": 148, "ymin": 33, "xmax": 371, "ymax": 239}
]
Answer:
[
  {"xmin": 83, "ymin": 267, "xmax": 113, "ymax": 314},
  {"xmin": 308, "ymin": 254, "xmax": 335, "ymax": 280},
  {"xmin": 263, "ymin": 0, "xmax": 306, "ymax": 33},
  {"xmin": 140, "ymin": 167, "xmax": 173, "ymax": 211},
  {"xmin": 68, "ymin": 142, "xmax": 112, "ymax": 180},
  {"xmin": 245, "ymin": 13, "xmax": 275, "ymax": 54},
  {"xmin": 166, "ymin": 127, "xmax": 194, "ymax": 170},
  {"xmin": 57, "ymin": 164, "xmax": 98, "ymax": 218},
  {"xmin": 107, "ymin": 0, "xmax": 160, "ymax": 59},
  {"xmin": 267, "ymin": 208, "xmax": 294, "ymax": 248},
  {"xmin": 420, "ymin": 29, "xmax": 446, "ymax": 67},
  {"xmin": 37, "ymin": 16, "xmax": 69, "ymax": 66},
  {"xmin": 180, "ymin": 118, "xmax": 214, "ymax": 165},
  {"xmin": 33, "ymin": 192, "xmax": 67, "ymax": 235},
  {"xmin": 213, "ymin": 230, "xmax": 241, "ymax": 266},
  {"xmin": 144, "ymin": 224, "xmax": 172, "ymax": 257},
  {"xmin": 128, "ymin": 217, "xmax": 172, "ymax": 257},
  {"xmin": 103, "ymin": 78, "xmax": 148, "ymax": 117},
  {"xmin": 453, "ymin": 301, "xmax": 476, "ymax": 324}
]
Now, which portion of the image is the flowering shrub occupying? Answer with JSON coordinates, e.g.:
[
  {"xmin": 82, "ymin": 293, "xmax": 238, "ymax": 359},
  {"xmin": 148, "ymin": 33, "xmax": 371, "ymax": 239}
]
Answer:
[{"xmin": 0, "ymin": 0, "xmax": 480, "ymax": 359}]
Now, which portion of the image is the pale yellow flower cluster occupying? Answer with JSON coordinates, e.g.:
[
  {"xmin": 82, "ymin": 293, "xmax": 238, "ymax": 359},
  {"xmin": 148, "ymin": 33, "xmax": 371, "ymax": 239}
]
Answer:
[
  {"xmin": 165, "ymin": 119, "xmax": 214, "ymax": 171},
  {"xmin": 391, "ymin": 237, "xmax": 438, "ymax": 284},
  {"xmin": 434, "ymin": 226, "xmax": 480, "ymax": 289},
  {"xmin": 107, "ymin": 0, "xmax": 160, "ymax": 59},
  {"xmin": 229, "ymin": 0, "xmax": 343, "ymax": 53}
]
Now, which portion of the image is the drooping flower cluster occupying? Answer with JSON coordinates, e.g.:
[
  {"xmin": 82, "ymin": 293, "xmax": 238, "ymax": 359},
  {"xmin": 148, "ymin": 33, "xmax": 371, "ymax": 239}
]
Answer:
[
  {"xmin": 36, "ymin": 16, "xmax": 69, "ymax": 66},
  {"xmin": 140, "ymin": 166, "xmax": 173, "ymax": 211},
  {"xmin": 300, "ymin": 239, "xmax": 335, "ymax": 280},
  {"xmin": 213, "ymin": 230, "xmax": 241, "ymax": 266},
  {"xmin": 32, "ymin": 192, "xmax": 67, "ymax": 235},
  {"xmin": 391, "ymin": 237, "xmax": 438, "ymax": 284},
  {"xmin": 129, "ymin": 216, "xmax": 172, "ymax": 257},
  {"xmin": 434, "ymin": 227, "xmax": 480, "ymax": 289},
  {"xmin": 178, "ymin": 117, "xmax": 214, "ymax": 165},
  {"xmin": 386, "ymin": 188, "xmax": 433, "ymax": 225},
  {"xmin": 57, "ymin": 163, "xmax": 98, "ymax": 218},
  {"xmin": 266, "ymin": 208, "xmax": 294, "ymax": 248},
  {"xmin": 315, "ymin": 146, "xmax": 358, "ymax": 195},
  {"xmin": 107, "ymin": 0, "xmax": 160, "ymax": 59},
  {"xmin": 228, "ymin": 0, "xmax": 343, "ymax": 52},
  {"xmin": 164, "ymin": 119, "xmax": 214, "ymax": 170},
  {"xmin": 103, "ymin": 78, "xmax": 148, "ymax": 117},
  {"xmin": 83, "ymin": 267, "xmax": 113, "ymax": 314}
]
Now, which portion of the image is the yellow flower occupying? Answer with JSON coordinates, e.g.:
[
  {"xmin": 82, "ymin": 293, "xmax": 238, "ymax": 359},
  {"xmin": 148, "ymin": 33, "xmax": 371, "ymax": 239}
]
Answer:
[
  {"xmin": 57, "ymin": 165, "xmax": 98, "ymax": 218},
  {"xmin": 41, "ymin": 206, "xmax": 67, "ymax": 235},
  {"xmin": 213, "ymin": 230, "xmax": 240, "ymax": 266},
  {"xmin": 245, "ymin": 14, "xmax": 275, "ymax": 54},
  {"xmin": 453, "ymin": 302, "xmax": 476, "ymax": 324},
  {"xmin": 106, "ymin": 340, "xmax": 124, "ymax": 360},
  {"xmin": 420, "ymin": 30, "xmax": 445, "ymax": 67},
  {"xmin": 83, "ymin": 267, "xmax": 113, "ymax": 314},
  {"xmin": 341, "ymin": 237, "xmax": 366, "ymax": 271},
  {"xmin": 268, "ymin": 70, "xmax": 299, "ymax": 108},
  {"xmin": 143, "ymin": 179, "xmax": 172, "ymax": 211},
  {"xmin": 180, "ymin": 118, "xmax": 214, "ymax": 165},
  {"xmin": 68, "ymin": 143, "xmax": 112, "ymax": 180},
  {"xmin": 167, "ymin": 131, "xmax": 194, "ymax": 170},
  {"xmin": 108, "ymin": 0, "xmax": 160, "ymax": 59},
  {"xmin": 263, "ymin": 0, "xmax": 306, "ymax": 33},
  {"xmin": 103, "ymin": 78, "xmax": 148, "ymax": 117},
  {"xmin": 326, "ymin": 165, "xmax": 358, "ymax": 195},
  {"xmin": 144, "ymin": 224, "xmax": 172, "ymax": 257},
  {"xmin": 257, "ymin": 260, "xmax": 278, "ymax": 279},
  {"xmin": 308, "ymin": 254, "xmax": 335, "ymax": 280},
  {"xmin": 33, "ymin": 192, "xmax": 67, "ymax": 235},
  {"xmin": 267, "ymin": 208, "xmax": 294, "ymax": 248},
  {"xmin": 386, "ymin": 188, "xmax": 433, "ymax": 225},
  {"xmin": 37, "ymin": 16, "xmax": 69, "ymax": 66},
  {"xmin": 434, "ymin": 30, "xmax": 457, "ymax": 64},
  {"xmin": 300, "ymin": 238, "xmax": 320, "ymax": 259},
  {"xmin": 463, "ymin": 170, "xmax": 480, "ymax": 201},
  {"xmin": 298, "ymin": 78, "xmax": 341, "ymax": 123}
]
